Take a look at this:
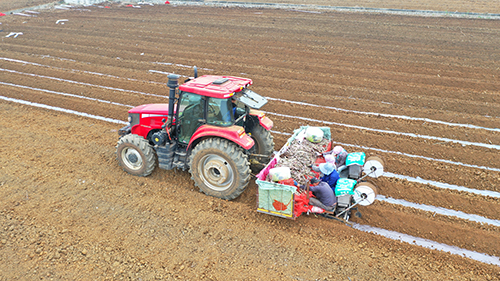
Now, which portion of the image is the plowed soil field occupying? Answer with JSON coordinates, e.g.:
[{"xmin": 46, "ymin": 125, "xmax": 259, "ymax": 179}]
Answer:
[{"xmin": 0, "ymin": 1, "xmax": 499, "ymax": 280}]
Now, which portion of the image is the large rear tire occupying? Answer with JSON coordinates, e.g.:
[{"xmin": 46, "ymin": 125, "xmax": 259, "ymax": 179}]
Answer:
[
  {"xmin": 189, "ymin": 138, "xmax": 251, "ymax": 200},
  {"xmin": 116, "ymin": 134, "xmax": 156, "ymax": 177},
  {"xmin": 250, "ymin": 125, "xmax": 274, "ymax": 157}
]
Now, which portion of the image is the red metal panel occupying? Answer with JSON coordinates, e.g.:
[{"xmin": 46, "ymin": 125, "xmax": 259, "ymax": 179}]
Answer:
[
  {"xmin": 188, "ymin": 124, "xmax": 255, "ymax": 150},
  {"xmin": 131, "ymin": 124, "xmax": 149, "ymax": 138},
  {"xmin": 249, "ymin": 109, "xmax": 273, "ymax": 130},
  {"xmin": 179, "ymin": 75, "xmax": 252, "ymax": 99},
  {"xmin": 129, "ymin": 103, "xmax": 170, "ymax": 115},
  {"xmin": 259, "ymin": 116, "xmax": 273, "ymax": 130}
]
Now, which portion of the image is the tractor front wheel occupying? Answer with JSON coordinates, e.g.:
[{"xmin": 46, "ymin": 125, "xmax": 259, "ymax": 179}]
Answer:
[
  {"xmin": 189, "ymin": 138, "xmax": 251, "ymax": 200},
  {"xmin": 116, "ymin": 134, "xmax": 157, "ymax": 177}
]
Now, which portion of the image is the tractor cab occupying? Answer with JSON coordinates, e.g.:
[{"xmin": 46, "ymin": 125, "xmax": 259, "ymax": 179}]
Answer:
[
  {"xmin": 176, "ymin": 89, "xmax": 243, "ymax": 145},
  {"xmin": 174, "ymin": 75, "xmax": 270, "ymax": 147}
]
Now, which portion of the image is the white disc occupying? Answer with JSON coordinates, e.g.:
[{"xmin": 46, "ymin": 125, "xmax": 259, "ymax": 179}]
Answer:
[
  {"xmin": 363, "ymin": 159, "xmax": 384, "ymax": 178},
  {"xmin": 353, "ymin": 183, "xmax": 378, "ymax": 206}
]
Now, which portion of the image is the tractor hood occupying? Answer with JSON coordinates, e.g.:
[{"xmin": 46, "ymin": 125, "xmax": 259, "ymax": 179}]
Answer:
[
  {"xmin": 129, "ymin": 103, "xmax": 173, "ymax": 115},
  {"xmin": 236, "ymin": 88, "xmax": 268, "ymax": 109}
]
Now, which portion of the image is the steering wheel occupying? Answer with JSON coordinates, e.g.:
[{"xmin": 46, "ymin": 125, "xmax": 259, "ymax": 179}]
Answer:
[{"xmin": 208, "ymin": 104, "xmax": 217, "ymax": 115}]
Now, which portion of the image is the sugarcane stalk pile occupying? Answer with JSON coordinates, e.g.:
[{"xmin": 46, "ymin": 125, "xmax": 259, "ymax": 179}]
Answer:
[{"xmin": 273, "ymin": 138, "xmax": 330, "ymax": 187}]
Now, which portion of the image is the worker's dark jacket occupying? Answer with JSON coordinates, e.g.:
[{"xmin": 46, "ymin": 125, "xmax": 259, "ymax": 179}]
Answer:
[{"xmin": 309, "ymin": 181, "xmax": 337, "ymax": 207}]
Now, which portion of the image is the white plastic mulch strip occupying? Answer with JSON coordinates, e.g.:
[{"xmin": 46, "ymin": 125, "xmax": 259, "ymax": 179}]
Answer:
[
  {"xmin": 45, "ymin": 0, "xmax": 500, "ymax": 20},
  {"xmin": 265, "ymin": 111, "xmax": 500, "ymax": 151},
  {"xmin": 54, "ymin": 5, "xmax": 70, "ymax": 10},
  {"xmin": 334, "ymin": 141, "xmax": 500, "ymax": 173},
  {"xmin": 0, "ymin": 82, "xmax": 135, "ymax": 108},
  {"xmin": 384, "ymin": 172, "xmax": 500, "ymax": 199},
  {"xmin": 13, "ymin": 12, "xmax": 33, "ymax": 17},
  {"xmin": 0, "ymin": 96, "xmax": 127, "ymax": 125},
  {"xmin": 0, "ymin": 57, "xmax": 167, "ymax": 85},
  {"xmin": 352, "ymin": 223, "xmax": 500, "ymax": 266},
  {"xmin": 153, "ymin": 62, "xmax": 214, "ymax": 71},
  {"xmin": 0, "ymin": 68, "xmax": 166, "ymax": 98},
  {"xmin": 266, "ymin": 97, "xmax": 500, "ymax": 132},
  {"xmin": 5, "ymin": 32, "xmax": 23, "ymax": 38},
  {"xmin": 148, "ymin": 70, "xmax": 188, "ymax": 77},
  {"xmin": 376, "ymin": 195, "xmax": 500, "ymax": 227},
  {"xmin": 171, "ymin": 1, "xmax": 500, "ymax": 20}
]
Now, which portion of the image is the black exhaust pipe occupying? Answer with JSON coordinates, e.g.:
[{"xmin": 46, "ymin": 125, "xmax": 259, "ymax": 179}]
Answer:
[{"xmin": 167, "ymin": 74, "xmax": 180, "ymax": 126}]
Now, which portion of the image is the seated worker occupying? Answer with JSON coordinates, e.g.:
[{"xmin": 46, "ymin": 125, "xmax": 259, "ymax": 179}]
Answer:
[
  {"xmin": 318, "ymin": 162, "xmax": 340, "ymax": 192},
  {"xmin": 303, "ymin": 178, "xmax": 337, "ymax": 211},
  {"xmin": 333, "ymin": 145, "xmax": 348, "ymax": 168}
]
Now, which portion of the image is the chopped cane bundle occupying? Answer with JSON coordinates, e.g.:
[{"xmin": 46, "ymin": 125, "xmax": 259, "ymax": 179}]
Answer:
[{"xmin": 274, "ymin": 138, "xmax": 330, "ymax": 187}]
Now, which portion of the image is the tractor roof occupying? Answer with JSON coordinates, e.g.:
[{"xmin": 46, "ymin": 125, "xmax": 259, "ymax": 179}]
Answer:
[{"xmin": 179, "ymin": 75, "xmax": 253, "ymax": 99}]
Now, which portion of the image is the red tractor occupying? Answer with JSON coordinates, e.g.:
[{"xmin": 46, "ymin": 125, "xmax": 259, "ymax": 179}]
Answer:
[{"xmin": 116, "ymin": 70, "xmax": 274, "ymax": 200}]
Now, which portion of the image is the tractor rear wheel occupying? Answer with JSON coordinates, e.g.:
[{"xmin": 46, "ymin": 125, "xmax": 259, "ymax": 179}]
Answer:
[
  {"xmin": 116, "ymin": 134, "xmax": 157, "ymax": 177},
  {"xmin": 189, "ymin": 138, "xmax": 251, "ymax": 200},
  {"xmin": 250, "ymin": 125, "xmax": 274, "ymax": 157}
]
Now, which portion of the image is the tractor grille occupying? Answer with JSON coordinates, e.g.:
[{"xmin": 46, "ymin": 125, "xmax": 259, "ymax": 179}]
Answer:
[{"xmin": 129, "ymin": 113, "xmax": 140, "ymax": 127}]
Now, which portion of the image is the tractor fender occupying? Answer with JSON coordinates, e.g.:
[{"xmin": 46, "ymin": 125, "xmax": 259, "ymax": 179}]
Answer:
[
  {"xmin": 131, "ymin": 123, "xmax": 151, "ymax": 138},
  {"xmin": 188, "ymin": 125, "xmax": 255, "ymax": 150},
  {"xmin": 249, "ymin": 109, "xmax": 273, "ymax": 130}
]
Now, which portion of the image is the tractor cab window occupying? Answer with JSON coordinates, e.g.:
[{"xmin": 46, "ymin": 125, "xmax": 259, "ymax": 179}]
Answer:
[
  {"xmin": 232, "ymin": 97, "xmax": 246, "ymax": 119},
  {"xmin": 178, "ymin": 92, "xmax": 203, "ymax": 117},
  {"xmin": 177, "ymin": 92, "xmax": 204, "ymax": 144},
  {"xmin": 230, "ymin": 93, "xmax": 249, "ymax": 126},
  {"xmin": 207, "ymin": 97, "xmax": 234, "ymax": 126}
]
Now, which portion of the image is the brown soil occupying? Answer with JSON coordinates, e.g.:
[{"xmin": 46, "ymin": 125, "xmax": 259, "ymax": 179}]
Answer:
[{"xmin": 0, "ymin": 2, "xmax": 499, "ymax": 280}]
